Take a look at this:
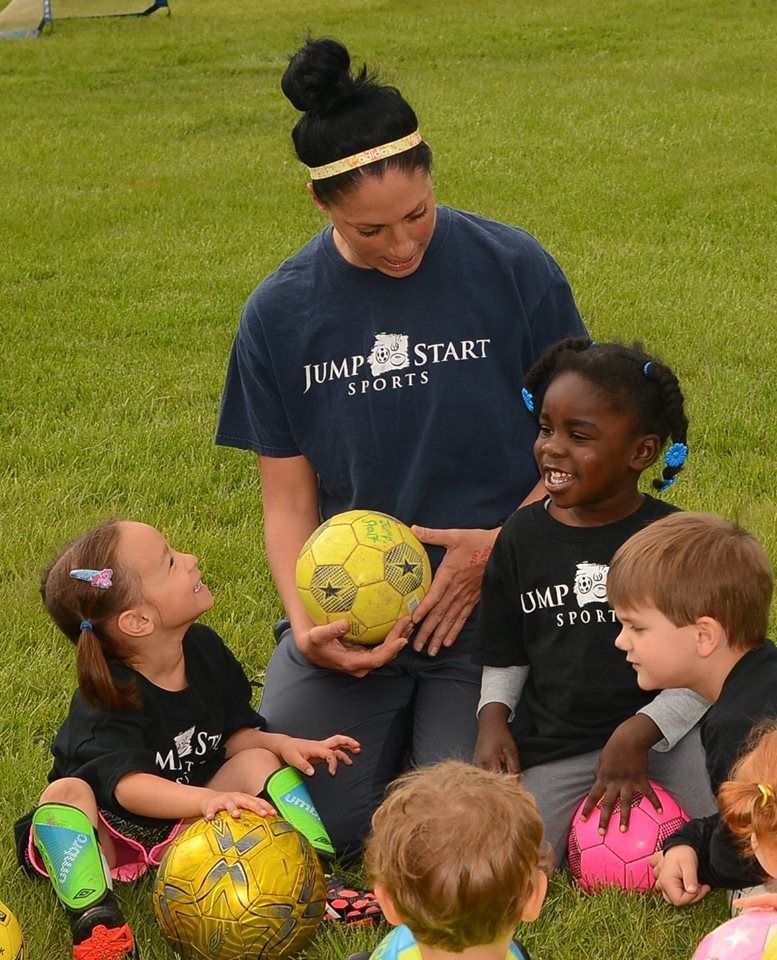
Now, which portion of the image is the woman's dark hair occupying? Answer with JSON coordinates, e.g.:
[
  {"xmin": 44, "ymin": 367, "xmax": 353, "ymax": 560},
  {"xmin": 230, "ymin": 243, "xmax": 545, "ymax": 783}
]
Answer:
[
  {"xmin": 41, "ymin": 520, "xmax": 140, "ymax": 710},
  {"xmin": 524, "ymin": 338, "xmax": 689, "ymax": 492},
  {"xmin": 281, "ymin": 37, "xmax": 433, "ymax": 204}
]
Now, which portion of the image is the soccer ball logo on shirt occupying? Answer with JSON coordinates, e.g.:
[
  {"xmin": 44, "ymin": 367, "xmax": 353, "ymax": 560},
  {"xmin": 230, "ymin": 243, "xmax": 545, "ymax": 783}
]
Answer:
[{"xmin": 302, "ymin": 331, "xmax": 492, "ymax": 396}]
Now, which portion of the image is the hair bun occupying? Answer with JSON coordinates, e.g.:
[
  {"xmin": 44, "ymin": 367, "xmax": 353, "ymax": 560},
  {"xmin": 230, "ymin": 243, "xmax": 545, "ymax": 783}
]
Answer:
[{"xmin": 281, "ymin": 37, "xmax": 360, "ymax": 115}]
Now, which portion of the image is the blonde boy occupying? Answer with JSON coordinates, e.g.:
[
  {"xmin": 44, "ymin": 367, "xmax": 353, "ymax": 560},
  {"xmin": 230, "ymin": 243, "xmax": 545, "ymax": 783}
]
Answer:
[
  {"xmin": 351, "ymin": 760, "xmax": 547, "ymax": 960},
  {"xmin": 608, "ymin": 512, "xmax": 775, "ymax": 906}
]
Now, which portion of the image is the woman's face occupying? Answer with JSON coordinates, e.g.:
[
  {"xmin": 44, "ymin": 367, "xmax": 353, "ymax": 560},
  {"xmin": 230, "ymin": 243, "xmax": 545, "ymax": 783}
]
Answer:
[{"xmin": 313, "ymin": 167, "xmax": 436, "ymax": 278}]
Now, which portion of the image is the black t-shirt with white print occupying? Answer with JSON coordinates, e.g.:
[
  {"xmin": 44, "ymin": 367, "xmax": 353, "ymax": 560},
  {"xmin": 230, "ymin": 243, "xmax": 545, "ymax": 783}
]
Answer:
[
  {"xmin": 49, "ymin": 623, "xmax": 264, "ymax": 823},
  {"xmin": 473, "ymin": 495, "xmax": 677, "ymax": 769}
]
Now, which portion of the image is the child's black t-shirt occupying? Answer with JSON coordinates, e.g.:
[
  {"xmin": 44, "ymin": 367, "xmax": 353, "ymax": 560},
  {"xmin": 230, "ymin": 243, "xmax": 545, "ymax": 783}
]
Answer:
[
  {"xmin": 49, "ymin": 623, "xmax": 264, "ymax": 822},
  {"xmin": 662, "ymin": 641, "xmax": 777, "ymax": 887},
  {"xmin": 473, "ymin": 495, "xmax": 677, "ymax": 769}
]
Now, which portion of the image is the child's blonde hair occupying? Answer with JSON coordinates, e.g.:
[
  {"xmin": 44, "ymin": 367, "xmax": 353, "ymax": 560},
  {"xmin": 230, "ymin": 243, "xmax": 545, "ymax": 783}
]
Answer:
[
  {"xmin": 364, "ymin": 761, "xmax": 546, "ymax": 951},
  {"xmin": 41, "ymin": 520, "xmax": 140, "ymax": 710},
  {"xmin": 719, "ymin": 722, "xmax": 777, "ymax": 862},
  {"xmin": 608, "ymin": 512, "xmax": 773, "ymax": 651}
]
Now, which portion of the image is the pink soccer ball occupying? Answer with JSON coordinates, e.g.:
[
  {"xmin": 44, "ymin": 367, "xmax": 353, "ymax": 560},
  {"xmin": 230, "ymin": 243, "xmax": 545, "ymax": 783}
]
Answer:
[
  {"xmin": 567, "ymin": 780, "xmax": 689, "ymax": 892},
  {"xmin": 692, "ymin": 911, "xmax": 777, "ymax": 960}
]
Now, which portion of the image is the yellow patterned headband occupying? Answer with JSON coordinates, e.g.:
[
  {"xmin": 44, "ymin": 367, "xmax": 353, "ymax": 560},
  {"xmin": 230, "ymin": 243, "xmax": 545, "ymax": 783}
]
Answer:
[{"xmin": 308, "ymin": 130, "xmax": 423, "ymax": 181}]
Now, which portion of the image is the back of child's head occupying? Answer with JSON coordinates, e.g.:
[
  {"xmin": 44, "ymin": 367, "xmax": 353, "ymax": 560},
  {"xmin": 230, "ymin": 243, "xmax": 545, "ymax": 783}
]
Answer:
[
  {"xmin": 41, "ymin": 520, "xmax": 140, "ymax": 711},
  {"xmin": 364, "ymin": 760, "xmax": 546, "ymax": 951},
  {"xmin": 719, "ymin": 722, "xmax": 777, "ymax": 865},
  {"xmin": 608, "ymin": 511, "xmax": 773, "ymax": 651},
  {"xmin": 524, "ymin": 338, "xmax": 688, "ymax": 492}
]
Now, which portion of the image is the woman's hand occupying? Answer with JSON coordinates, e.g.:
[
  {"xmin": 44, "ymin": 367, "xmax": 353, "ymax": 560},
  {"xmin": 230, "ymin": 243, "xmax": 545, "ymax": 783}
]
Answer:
[
  {"xmin": 409, "ymin": 526, "xmax": 499, "ymax": 655},
  {"xmin": 279, "ymin": 734, "xmax": 362, "ymax": 776},
  {"xmin": 580, "ymin": 715, "xmax": 663, "ymax": 834},
  {"xmin": 202, "ymin": 791, "xmax": 276, "ymax": 821},
  {"xmin": 296, "ymin": 617, "xmax": 411, "ymax": 678},
  {"xmin": 474, "ymin": 704, "xmax": 520, "ymax": 774}
]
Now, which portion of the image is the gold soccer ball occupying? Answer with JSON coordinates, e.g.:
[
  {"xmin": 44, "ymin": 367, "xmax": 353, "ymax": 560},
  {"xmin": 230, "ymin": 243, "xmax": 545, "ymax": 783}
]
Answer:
[
  {"xmin": 0, "ymin": 900, "xmax": 25, "ymax": 960},
  {"xmin": 296, "ymin": 510, "xmax": 432, "ymax": 646},
  {"xmin": 153, "ymin": 814, "xmax": 325, "ymax": 960}
]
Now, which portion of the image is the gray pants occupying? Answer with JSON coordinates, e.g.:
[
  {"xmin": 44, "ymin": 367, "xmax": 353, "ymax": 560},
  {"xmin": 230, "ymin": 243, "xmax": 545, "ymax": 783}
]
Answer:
[
  {"xmin": 520, "ymin": 727, "xmax": 718, "ymax": 869},
  {"xmin": 259, "ymin": 625, "xmax": 482, "ymax": 860}
]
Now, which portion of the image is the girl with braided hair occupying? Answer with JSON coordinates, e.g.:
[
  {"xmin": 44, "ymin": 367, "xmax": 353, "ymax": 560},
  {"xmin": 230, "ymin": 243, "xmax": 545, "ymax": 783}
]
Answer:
[{"xmin": 474, "ymin": 338, "xmax": 718, "ymax": 867}]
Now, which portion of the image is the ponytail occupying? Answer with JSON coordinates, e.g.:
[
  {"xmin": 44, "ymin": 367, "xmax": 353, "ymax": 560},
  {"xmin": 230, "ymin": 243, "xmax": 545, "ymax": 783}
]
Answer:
[
  {"xmin": 642, "ymin": 361, "xmax": 688, "ymax": 492},
  {"xmin": 76, "ymin": 623, "xmax": 139, "ymax": 711},
  {"xmin": 719, "ymin": 722, "xmax": 777, "ymax": 861}
]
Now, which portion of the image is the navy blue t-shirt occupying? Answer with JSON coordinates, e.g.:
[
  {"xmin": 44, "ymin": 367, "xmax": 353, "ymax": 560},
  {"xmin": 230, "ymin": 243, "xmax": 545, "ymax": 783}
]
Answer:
[{"xmin": 216, "ymin": 206, "xmax": 586, "ymax": 551}]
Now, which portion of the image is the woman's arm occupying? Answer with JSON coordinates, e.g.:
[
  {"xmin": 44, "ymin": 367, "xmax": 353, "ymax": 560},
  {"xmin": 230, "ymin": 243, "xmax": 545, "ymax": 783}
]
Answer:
[
  {"xmin": 258, "ymin": 453, "xmax": 320, "ymax": 641},
  {"xmin": 258, "ymin": 454, "xmax": 409, "ymax": 676}
]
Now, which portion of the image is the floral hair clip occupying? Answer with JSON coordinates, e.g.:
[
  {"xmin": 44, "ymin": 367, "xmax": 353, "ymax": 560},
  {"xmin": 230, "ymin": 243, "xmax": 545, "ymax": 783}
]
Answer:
[
  {"xmin": 70, "ymin": 568, "xmax": 113, "ymax": 590},
  {"xmin": 664, "ymin": 442, "xmax": 689, "ymax": 469},
  {"xmin": 521, "ymin": 387, "xmax": 535, "ymax": 414}
]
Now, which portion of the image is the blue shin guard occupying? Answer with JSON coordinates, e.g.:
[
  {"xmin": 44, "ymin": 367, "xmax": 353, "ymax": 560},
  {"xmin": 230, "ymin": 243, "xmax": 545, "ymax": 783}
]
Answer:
[
  {"xmin": 262, "ymin": 766, "xmax": 335, "ymax": 861},
  {"xmin": 32, "ymin": 803, "xmax": 110, "ymax": 913}
]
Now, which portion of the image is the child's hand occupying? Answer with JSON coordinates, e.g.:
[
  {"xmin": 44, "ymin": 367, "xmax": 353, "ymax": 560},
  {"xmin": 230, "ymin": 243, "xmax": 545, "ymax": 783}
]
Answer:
[
  {"xmin": 581, "ymin": 719, "xmax": 662, "ymax": 834},
  {"xmin": 473, "ymin": 706, "xmax": 520, "ymax": 774},
  {"xmin": 280, "ymin": 734, "xmax": 361, "ymax": 776},
  {"xmin": 651, "ymin": 847, "xmax": 710, "ymax": 906},
  {"xmin": 202, "ymin": 791, "xmax": 276, "ymax": 821},
  {"xmin": 732, "ymin": 892, "xmax": 777, "ymax": 912}
]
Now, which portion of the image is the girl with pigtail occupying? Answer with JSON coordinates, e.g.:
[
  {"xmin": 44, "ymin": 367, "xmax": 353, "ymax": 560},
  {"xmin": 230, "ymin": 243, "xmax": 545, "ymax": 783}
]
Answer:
[
  {"xmin": 719, "ymin": 723, "xmax": 777, "ymax": 909},
  {"xmin": 14, "ymin": 520, "xmax": 368, "ymax": 960},
  {"xmin": 474, "ymin": 338, "xmax": 718, "ymax": 868}
]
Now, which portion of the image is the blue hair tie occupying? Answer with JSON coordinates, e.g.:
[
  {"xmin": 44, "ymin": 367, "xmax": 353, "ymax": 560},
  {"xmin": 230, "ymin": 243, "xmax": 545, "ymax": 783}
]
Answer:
[
  {"xmin": 521, "ymin": 387, "xmax": 535, "ymax": 413},
  {"xmin": 657, "ymin": 476, "xmax": 678, "ymax": 493},
  {"xmin": 79, "ymin": 620, "xmax": 93, "ymax": 631},
  {"xmin": 664, "ymin": 442, "xmax": 689, "ymax": 468},
  {"xmin": 643, "ymin": 361, "xmax": 653, "ymax": 376}
]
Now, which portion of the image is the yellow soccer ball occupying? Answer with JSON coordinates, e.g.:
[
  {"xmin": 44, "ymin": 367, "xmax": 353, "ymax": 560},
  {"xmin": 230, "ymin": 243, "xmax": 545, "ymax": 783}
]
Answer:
[
  {"xmin": 153, "ymin": 814, "xmax": 325, "ymax": 960},
  {"xmin": 296, "ymin": 510, "xmax": 432, "ymax": 646},
  {"xmin": 0, "ymin": 900, "xmax": 25, "ymax": 960}
]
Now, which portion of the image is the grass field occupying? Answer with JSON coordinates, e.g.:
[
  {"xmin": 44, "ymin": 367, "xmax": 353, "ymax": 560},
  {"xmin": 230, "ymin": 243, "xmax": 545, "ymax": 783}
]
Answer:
[{"xmin": 2, "ymin": 0, "xmax": 776, "ymax": 956}]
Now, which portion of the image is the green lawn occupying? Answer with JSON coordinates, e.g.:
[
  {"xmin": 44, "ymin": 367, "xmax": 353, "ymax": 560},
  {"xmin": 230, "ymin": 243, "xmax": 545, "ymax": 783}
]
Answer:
[{"xmin": 2, "ymin": 0, "xmax": 776, "ymax": 956}]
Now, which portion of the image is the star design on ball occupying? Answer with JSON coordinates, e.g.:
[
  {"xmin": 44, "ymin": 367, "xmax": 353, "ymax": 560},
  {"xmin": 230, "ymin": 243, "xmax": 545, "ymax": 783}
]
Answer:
[
  {"xmin": 321, "ymin": 582, "xmax": 341, "ymax": 598},
  {"xmin": 393, "ymin": 560, "xmax": 418, "ymax": 576},
  {"xmin": 723, "ymin": 926, "xmax": 754, "ymax": 947}
]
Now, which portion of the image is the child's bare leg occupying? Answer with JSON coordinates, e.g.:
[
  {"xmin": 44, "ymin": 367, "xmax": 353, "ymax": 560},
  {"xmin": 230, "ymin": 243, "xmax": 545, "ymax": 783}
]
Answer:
[{"xmin": 206, "ymin": 747, "xmax": 281, "ymax": 795}]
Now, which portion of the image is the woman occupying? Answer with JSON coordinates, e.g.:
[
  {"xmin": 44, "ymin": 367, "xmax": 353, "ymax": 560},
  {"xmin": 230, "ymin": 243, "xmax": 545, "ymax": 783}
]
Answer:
[{"xmin": 216, "ymin": 37, "xmax": 587, "ymax": 856}]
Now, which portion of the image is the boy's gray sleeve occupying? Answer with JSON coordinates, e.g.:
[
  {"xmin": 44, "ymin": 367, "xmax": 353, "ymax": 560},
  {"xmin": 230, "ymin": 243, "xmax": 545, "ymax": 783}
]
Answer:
[
  {"xmin": 638, "ymin": 688, "xmax": 710, "ymax": 752},
  {"xmin": 477, "ymin": 665, "xmax": 530, "ymax": 721}
]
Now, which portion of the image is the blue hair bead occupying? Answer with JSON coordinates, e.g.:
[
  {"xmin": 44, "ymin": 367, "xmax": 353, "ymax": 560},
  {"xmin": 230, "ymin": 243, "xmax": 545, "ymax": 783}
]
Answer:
[
  {"xmin": 79, "ymin": 620, "xmax": 93, "ymax": 631},
  {"xmin": 643, "ymin": 361, "xmax": 653, "ymax": 376},
  {"xmin": 664, "ymin": 442, "xmax": 689, "ymax": 469},
  {"xmin": 521, "ymin": 387, "xmax": 535, "ymax": 414},
  {"xmin": 658, "ymin": 476, "xmax": 678, "ymax": 493}
]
